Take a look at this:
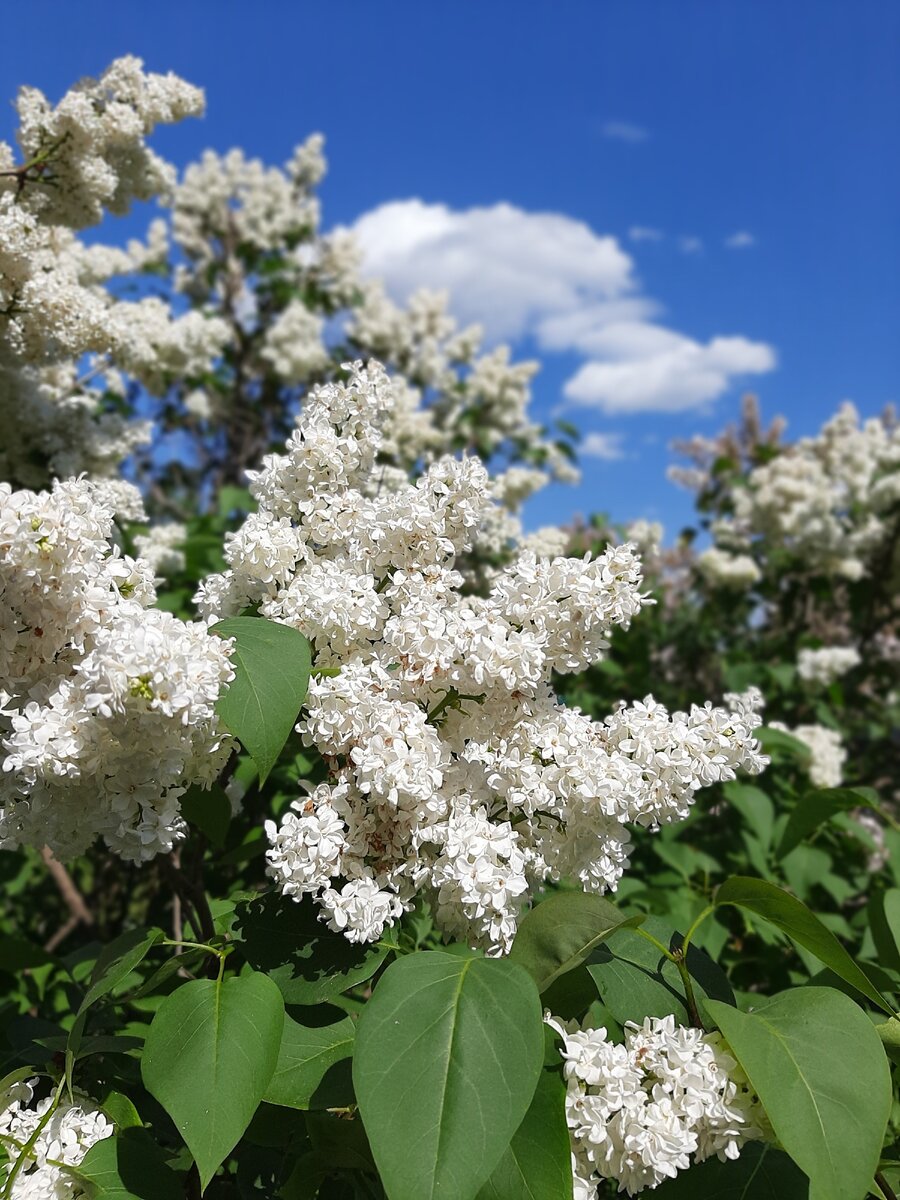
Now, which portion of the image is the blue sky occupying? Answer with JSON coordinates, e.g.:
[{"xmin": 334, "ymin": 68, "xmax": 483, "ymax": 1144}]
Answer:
[{"xmin": 2, "ymin": 1, "xmax": 897, "ymax": 535}]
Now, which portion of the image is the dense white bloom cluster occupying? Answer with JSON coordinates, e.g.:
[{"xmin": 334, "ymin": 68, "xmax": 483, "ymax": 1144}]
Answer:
[
  {"xmin": 260, "ymin": 300, "xmax": 329, "ymax": 382},
  {"xmin": 774, "ymin": 722, "xmax": 846, "ymax": 789},
  {"xmin": 796, "ymin": 645, "xmax": 861, "ymax": 687},
  {"xmin": 0, "ymin": 59, "xmax": 227, "ymax": 488},
  {"xmin": 696, "ymin": 547, "xmax": 761, "ymax": 590},
  {"xmin": 167, "ymin": 140, "xmax": 575, "ymax": 492},
  {"xmin": 133, "ymin": 522, "xmax": 187, "ymax": 580},
  {"xmin": 705, "ymin": 404, "xmax": 900, "ymax": 580},
  {"xmin": 0, "ymin": 480, "xmax": 234, "ymax": 861},
  {"xmin": 0, "ymin": 1078, "xmax": 113, "ymax": 1198},
  {"xmin": 547, "ymin": 1014, "xmax": 764, "ymax": 1196},
  {"xmin": 624, "ymin": 520, "xmax": 665, "ymax": 561},
  {"xmin": 197, "ymin": 363, "xmax": 767, "ymax": 952}
]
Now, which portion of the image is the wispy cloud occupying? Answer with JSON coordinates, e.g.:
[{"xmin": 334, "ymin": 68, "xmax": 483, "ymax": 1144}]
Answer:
[
  {"xmin": 581, "ymin": 432, "xmax": 627, "ymax": 460},
  {"xmin": 628, "ymin": 225, "xmax": 663, "ymax": 242},
  {"xmin": 350, "ymin": 199, "xmax": 776, "ymax": 416},
  {"xmin": 601, "ymin": 119, "xmax": 649, "ymax": 144},
  {"xmin": 725, "ymin": 231, "xmax": 756, "ymax": 249},
  {"xmin": 678, "ymin": 236, "xmax": 704, "ymax": 255}
]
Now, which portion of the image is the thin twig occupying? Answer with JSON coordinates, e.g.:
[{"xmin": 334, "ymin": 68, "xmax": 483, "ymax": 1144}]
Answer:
[{"xmin": 41, "ymin": 847, "xmax": 93, "ymax": 951}]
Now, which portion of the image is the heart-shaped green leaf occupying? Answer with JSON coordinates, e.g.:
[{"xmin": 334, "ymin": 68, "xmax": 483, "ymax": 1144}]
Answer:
[
  {"xmin": 354, "ymin": 951, "xmax": 543, "ymax": 1200},
  {"xmin": 142, "ymin": 971, "xmax": 284, "ymax": 1191},
  {"xmin": 707, "ymin": 988, "xmax": 891, "ymax": 1200}
]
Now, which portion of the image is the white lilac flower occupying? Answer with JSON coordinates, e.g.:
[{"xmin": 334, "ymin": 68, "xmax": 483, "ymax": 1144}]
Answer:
[
  {"xmin": 0, "ymin": 1078, "xmax": 114, "ymax": 1199},
  {"xmin": 547, "ymin": 1014, "xmax": 764, "ymax": 1195},
  {"xmin": 796, "ymin": 645, "xmax": 861, "ymax": 687},
  {"xmin": 218, "ymin": 365, "xmax": 768, "ymax": 953}
]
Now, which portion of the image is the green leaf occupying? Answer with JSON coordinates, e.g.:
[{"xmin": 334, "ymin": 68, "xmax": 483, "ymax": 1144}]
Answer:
[
  {"xmin": 235, "ymin": 892, "xmax": 387, "ymax": 1005},
  {"xmin": 870, "ymin": 888, "xmax": 900, "ymax": 973},
  {"xmin": 756, "ymin": 726, "xmax": 811, "ymax": 761},
  {"xmin": 715, "ymin": 876, "xmax": 890, "ymax": 1012},
  {"xmin": 777, "ymin": 787, "xmax": 881, "ymax": 859},
  {"xmin": 354, "ymin": 951, "xmax": 544, "ymax": 1200},
  {"xmin": 509, "ymin": 892, "xmax": 642, "ymax": 992},
  {"xmin": 211, "ymin": 616, "xmax": 311, "ymax": 784},
  {"xmin": 0, "ymin": 933, "xmax": 55, "ymax": 971},
  {"xmin": 586, "ymin": 922, "xmax": 734, "ymax": 1027},
  {"xmin": 707, "ymin": 989, "xmax": 891, "ymax": 1200},
  {"xmin": 588, "ymin": 943, "xmax": 689, "ymax": 1024},
  {"xmin": 475, "ymin": 1071, "xmax": 573, "ymax": 1200},
  {"xmin": 77, "ymin": 1128, "xmax": 181, "ymax": 1199},
  {"xmin": 100, "ymin": 1090, "xmax": 142, "ymax": 1132},
  {"xmin": 652, "ymin": 1142, "xmax": 808, "ymax": 1197},
  {"xmin": 264, "ymin": 1014, "xmax": 355, "ymax": 1110},
  {"xmin": 141, "ymin": 971, "xmax": 284, "ymax": 1191},
  {"xmin": 724, "ymin": 782, "xmax": 775, "ymax": 849},
  {"xmin": 180, "ymin": 784, "xmax": 231, "ymax": 848},
  {"xmin": 79, "ymin": 927, "xmax": 164, "ymax": 1015}
]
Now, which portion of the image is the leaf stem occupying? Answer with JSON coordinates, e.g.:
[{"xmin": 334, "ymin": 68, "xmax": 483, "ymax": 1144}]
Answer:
[
  {"xmin": 876, "ymin": 1170, "xmax": 899, "ymax": 1200},
  {"xmin": 681, "ymin": 905, "xmax": 715, "ymax": 956},
  {"xmin": 672, "ymin": 949, "xmax": 705, "ymax": 1030},
  {"xmin": 633, "ymin": 926, "xmax": 677, "ymax": 962},
  {"xmin": 1, "ymin": 1076, "xmax": 65, "ymax": 1200}
]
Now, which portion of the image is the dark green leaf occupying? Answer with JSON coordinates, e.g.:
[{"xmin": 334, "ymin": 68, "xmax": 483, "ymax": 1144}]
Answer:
[
  {"xmin": 715, "ymin": 876, "xmax": 890, "ymax": 1011},
  {"xmin": 756, "ymin": 726, "xmax": 811, "ymax": 761},
  {"xmin": 235, "ymin": 893, "xmax": 388, "ymax": 1005},
  {"xmin": 354, "ymin": 951, "xmax": 543, "ymax": 1200},
  {"xmin": 707, "ymin": 989, "xmax": 891, "ymax": 1200},
  {"xmin": 141, "ymin": 971, "xmax": 284, "ymax": 1191},
  {"xmin": 870, "ymin": 888, "xmax": 900, "ymax": 973},
  {"xmin": 777, "ymin": 787, "xmax": 881, "ymax": 859},
  {"xmin": 0, "ymin": 933, "xmax": 55, "ymax": 972},
  {"xmin": 77, "ymin": 1128, "xmax": 181, "ymax": 1199},
  {"xmin": 476, "ymin": 1071, "xmax": 573, "ymax": 1200},
  {"xmin": 79, "ymin": 928, "xmax": 164, "ymax": 1015},
  {"xmin": 180, "ymin": 785, "xmax": 231, "ymax": 848},
  {"xmin": 588, "ymin": 942, "xmax": 689, "ymax": 1025},
  {"xmin": 724, "ymin": 783, "xmax": 775, "ymax": 849},
  {"xmin": 211, "ymin": 616, "xmax": 311, "ymax": 784},
  {"xmin": 652, "ymin": 1142, "xmax": 808, "ymax": 1197},
  {"xmin": 509, "ymin": 891, "xmax": 642, "ymax": 992},
  {"xmin": 264, "ymin": 1014, "xmax": 355, "ymax": 1110}
]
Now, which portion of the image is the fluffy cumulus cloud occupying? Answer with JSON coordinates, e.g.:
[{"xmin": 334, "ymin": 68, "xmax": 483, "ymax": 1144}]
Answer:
[
  {"xmin": 350, "ymin": 199, "xmax": 776, "ymax": 415},
  {"xmin": 565, "ymin": 332, "xmax": 776, "ymax": 414},
  {"xmin": 351, "ymin": 200, "xmax": 633, "ymax": 342}
]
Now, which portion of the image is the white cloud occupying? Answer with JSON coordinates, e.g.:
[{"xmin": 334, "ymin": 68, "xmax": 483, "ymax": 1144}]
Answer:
[
  {"xmin": 725, "ymin": 231, "xmax": 756, "ymax": 249},
  {"xmin": 601, "ymin": 120, "xmax": 649, "ymax": 144},
  {"xmin": 351, "ymin": 200, "xmax": 633, "ymax": 341},
  {"xmin": 349, "ymin": 198, "xmax": 776, "ymax": 415},
  {"xmin": 629, "ymin": 225, "xmax": 663, "ymax": 242},
  {"xmin": 564, "ymin": 334, "xmax": 776, "ymax": 414},
  {"xmin": 581, "ymin": 432, "xmax": 626, "ymax": 460},
  {"xmin": 678, "ymin": 236, "xmax": 704, "ymax": 255}
]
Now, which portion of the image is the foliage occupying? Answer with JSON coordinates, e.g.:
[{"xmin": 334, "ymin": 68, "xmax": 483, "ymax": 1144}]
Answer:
[{"xmin": 0, "ymin": 57, "xmax": 898, "ymax": 1200}]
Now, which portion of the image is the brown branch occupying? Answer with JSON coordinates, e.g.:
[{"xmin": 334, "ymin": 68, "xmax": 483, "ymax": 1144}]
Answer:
[{"xmin": 41, "ymin": 847, "xmax": 93, "ymax": 951}]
